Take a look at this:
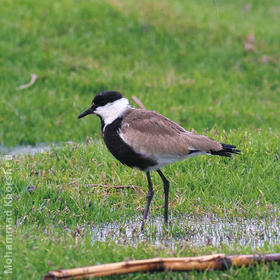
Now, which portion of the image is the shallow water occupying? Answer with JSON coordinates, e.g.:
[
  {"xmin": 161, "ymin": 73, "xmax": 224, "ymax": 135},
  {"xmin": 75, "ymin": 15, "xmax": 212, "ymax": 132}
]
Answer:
[
  {"xmin": 0, "ymin": 143, "xmax": 53, "ymax": 156},
  {"xmin": 0, "ymin": 142, "xmax": 79, "ymax": 156},
  {"xmin": 1, "ymin": 143, "xmax": 279, "ymax": 249},
  {"xmin": 90, "ymin": 214, "xmax": 280, "ymax": 248}
]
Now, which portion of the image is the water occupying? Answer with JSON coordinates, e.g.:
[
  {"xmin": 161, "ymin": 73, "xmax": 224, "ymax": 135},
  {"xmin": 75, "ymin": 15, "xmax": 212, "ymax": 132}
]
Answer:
[
  {"xmin": 0, "ymin": 142, "xmax": 78, "ymax": 156},
  {"xmin": 1, "ymin": 143, "xmax": 279, "ymax": 249},
  {"xmin": 0, "ymin": 143, "xmax": 53, "ymax": 156},
  {"xmin": 0, "ymin": 141, "xmax": 94, "ymax": 157},
  {"xmin": 90, "ymin": 214, "xmax": 280, "ymax": 248}
]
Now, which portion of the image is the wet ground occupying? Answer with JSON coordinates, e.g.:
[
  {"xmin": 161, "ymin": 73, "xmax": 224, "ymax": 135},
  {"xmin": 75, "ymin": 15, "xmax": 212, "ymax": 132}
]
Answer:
[
  {"xmin": 90, "ymin": 214, "xmax": 280, "ymax": 248},
  {"xmin": 0, "ymin": 143, "xmax": 53, "ymax": 156},
  {"xmin": 2, "ymin": 143, "xmax": 279, "ymax": 249}
]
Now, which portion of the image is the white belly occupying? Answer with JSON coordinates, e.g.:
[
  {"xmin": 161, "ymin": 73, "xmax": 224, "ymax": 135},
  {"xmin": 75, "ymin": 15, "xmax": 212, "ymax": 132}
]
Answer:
[{"xmin": 144, "ymin": 151, "xmax": 207, "ymax": 171}]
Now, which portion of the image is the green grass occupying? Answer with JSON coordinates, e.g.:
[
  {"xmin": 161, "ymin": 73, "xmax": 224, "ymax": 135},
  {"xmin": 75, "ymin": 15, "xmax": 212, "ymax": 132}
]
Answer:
[
  {"xmin": 1, "ymin": 0, "xmax": 280, "ymax": 279},
  {"xmin": 1, "ymin": 0, "xmax": 280, "ymax": 145}
]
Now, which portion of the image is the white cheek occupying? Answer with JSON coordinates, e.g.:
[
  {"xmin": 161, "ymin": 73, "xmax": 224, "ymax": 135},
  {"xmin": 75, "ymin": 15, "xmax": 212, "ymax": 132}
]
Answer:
[
  {"xmin": 95, "ymin": 98, "xmax": 129, "ymax": 129},
  {"xmin": 95, "ymin": 103, "xmax": 112, "ymax": 118}
]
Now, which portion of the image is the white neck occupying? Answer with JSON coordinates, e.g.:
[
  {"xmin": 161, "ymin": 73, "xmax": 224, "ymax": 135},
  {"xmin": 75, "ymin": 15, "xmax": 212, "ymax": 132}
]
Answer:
[{"xmin": 95, "ymin": 98, "xmax": 130, "ymax": 129}]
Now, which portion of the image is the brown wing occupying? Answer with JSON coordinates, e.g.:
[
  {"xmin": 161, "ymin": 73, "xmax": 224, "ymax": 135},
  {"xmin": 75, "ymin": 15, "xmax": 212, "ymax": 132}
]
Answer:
[{"xmin": 120, "ymin": 109, "xmax": 222, "ymax": 156}]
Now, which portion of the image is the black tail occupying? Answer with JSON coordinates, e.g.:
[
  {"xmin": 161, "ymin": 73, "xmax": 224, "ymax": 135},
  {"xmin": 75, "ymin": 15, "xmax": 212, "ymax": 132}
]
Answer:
[{"xmin": 211, "ymin": 143, "xmax": 241, "ymax": 157}]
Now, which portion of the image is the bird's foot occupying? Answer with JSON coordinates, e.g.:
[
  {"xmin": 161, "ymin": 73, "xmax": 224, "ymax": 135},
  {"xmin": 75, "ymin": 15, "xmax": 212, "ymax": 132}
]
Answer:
[{"xmin": 140, "ymin": 220, "xmax": 145, "ymax": 232}]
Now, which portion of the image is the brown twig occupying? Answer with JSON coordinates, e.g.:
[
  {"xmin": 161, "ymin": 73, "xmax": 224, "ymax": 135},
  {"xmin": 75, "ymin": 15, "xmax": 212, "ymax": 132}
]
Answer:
[
  {"xmin": 132, "ymin": 96, "xmax": 146, "ymax": 109},
  {"xmin": 16, "ymin": 73, "xmax": 38, "ymax": 90},
  {"xmin": 86, "ymin": 184, "xmax": 143, "ymax": 195},
  {"xmin": 44, "ymin": 253, "xmax": 280, "ymax": 279}
]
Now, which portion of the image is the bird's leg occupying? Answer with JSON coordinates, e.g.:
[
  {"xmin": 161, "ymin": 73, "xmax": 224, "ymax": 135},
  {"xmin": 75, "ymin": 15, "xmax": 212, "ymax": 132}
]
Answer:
[
  {"xmin": 141, "ymin": 172, "xmax": 154, "ymax": 231},
  {"xmin": 157, "ymin": 169, "xmax": 170, "ymax": 224}
]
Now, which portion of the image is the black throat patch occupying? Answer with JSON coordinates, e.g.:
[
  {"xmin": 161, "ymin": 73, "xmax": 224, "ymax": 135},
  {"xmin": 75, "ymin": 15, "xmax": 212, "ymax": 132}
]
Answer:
[{"xmin": 102, "ymin": 118, "xmax": 157, "ymax": 171}]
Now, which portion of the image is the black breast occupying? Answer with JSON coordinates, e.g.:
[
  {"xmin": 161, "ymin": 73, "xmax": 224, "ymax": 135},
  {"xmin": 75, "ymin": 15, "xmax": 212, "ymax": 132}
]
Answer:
[{"xmin": 103, "ymin": 118, "xmax": 156, "ymax": 171}]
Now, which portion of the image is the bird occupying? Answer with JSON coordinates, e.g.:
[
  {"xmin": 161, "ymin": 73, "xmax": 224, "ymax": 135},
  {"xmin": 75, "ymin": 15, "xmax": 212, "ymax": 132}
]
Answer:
[{"xmin": 78, "ymin": 91, "xmax": 241, "ymax": 230}]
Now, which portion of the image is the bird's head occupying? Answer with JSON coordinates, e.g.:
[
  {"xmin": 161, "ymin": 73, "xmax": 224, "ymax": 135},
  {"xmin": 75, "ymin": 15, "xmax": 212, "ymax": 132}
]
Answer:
[{"xmin": 78, "ymin": 91, "xmax": 130, "ymax": 124}]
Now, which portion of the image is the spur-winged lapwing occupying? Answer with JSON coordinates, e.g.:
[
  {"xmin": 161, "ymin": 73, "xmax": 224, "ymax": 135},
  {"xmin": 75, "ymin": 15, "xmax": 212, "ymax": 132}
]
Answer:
[{"xmin": 78, "ymin": 91, "xmax": 241, "ymax": 230}]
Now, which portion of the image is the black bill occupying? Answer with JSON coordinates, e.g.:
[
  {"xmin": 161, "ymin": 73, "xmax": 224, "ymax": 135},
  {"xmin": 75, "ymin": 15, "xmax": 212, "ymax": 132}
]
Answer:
[{"xmin": 78, "ymin": 107, "xmax": 94, "ymax": 119}]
